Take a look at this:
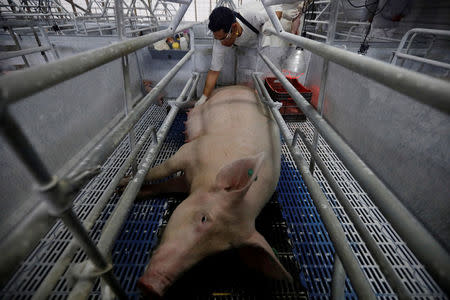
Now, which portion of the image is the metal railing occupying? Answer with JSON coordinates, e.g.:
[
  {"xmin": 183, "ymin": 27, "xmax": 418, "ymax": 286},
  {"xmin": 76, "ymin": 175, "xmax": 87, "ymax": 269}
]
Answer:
[
  {"xmin": 391, "ymin": 28, "xmax": 450, "ymax": 72},
  {"xmin": 261, "ymin": 0, "xmax": 450, "ymax": 297},
  {"xmin": 0, "ymin": 1, "xmax": 194, "ymax": 297}
]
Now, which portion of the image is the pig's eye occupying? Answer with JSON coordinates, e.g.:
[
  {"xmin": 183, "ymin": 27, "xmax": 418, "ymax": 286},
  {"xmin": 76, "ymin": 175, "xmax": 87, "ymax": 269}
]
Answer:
[{"xmin": 201, "ymin": 216, "xmax": 207, "ymax": 223}]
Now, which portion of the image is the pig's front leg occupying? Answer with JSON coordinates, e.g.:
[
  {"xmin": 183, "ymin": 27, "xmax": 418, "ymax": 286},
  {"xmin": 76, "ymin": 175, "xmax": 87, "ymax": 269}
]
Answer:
[{"xmin": 144, "ymin": 143, "xmax": 190, "ymax": 181}]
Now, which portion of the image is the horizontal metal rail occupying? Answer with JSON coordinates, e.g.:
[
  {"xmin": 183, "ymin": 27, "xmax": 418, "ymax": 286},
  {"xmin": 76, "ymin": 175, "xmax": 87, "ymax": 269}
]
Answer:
[
  {"xmin": 0, "ymin": 22, "xmax": 194, "ymax": 106},
  {"xmin": 258, "ymin": 51, "xmax": 450, "ymax": 294},
  {"xmin": 67, "ymin": 73, "xmax": 198, "ymax": 300},
  {"xmin": 0, "ymin": 45, "xmax": 51, "ymax": 60},
  {"xmin": 305, "ymin": 31, "xmax": 327, "ymax": 39},
  {"xmin": 253, "ymin": 73, "xmax": 376, "ymax": 300},
  {"xmin": 395, "ymin": 52, "xmax": 450, "ymax": 70},
  {"xmin": 264, "ymin": 28, "xmax": 450, "ymax": 113}
]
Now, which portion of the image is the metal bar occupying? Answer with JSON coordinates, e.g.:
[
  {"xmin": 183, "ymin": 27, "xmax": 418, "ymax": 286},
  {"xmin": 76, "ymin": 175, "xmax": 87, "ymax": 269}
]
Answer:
[
  {"xmin": 0, "ymin": 45, "xmax": 51, "ymax": 60},
  {"xmin": 0, "ymin": 111, "xmax": 127, "ymax": 299},
  {"xmin": 0, "ymin": 23, "xmax": 194, "ymax": 106},
  {"xmin": 168, "ymin": 2, "xmax": 190, "ymax": 33},
  {"xmin": 308, "ymin": 58, "xmax": 328, "ymax": 174},
  {"xmin": 262, "ymin": 1, "xmax": 283, "ymax": 33},
  {"xmin": 262, "ymin": 0, "xmax": 299, "ymax": 5},
  {"xmin": 395, "ymin": 52, "xmax": 450, "ymax": 70},
  {"xmin": 331, "ymin": 255, "xmax": 345, "ymax": 300},
  {"xmin": 65, "ymin": 49, "xmax": 194, "ymax": 188},
  {"xmin": 258, "ymin": 51, "xmax": 450, "ymax": 293},
  {"xmin": 8, "ymin": 27, "xmax": 30, "ymax": 67},
  {"xmin": 30, "ymin": 26, "xmax": 49, "ymax": 63},
  {"xmin": 392, "ymin": 28, "xmax": 450, "ymax": 66},
  {"xmin": 68, "ymin": 74, "xmax": 198, "ymax": 300},
  {"xmin": 253, "ymin": 74, "xmax": 376, "ymax": 300},
  {"xmin": 268, "ymin": 28, "xmax": 450, "ymax": 113},
  {"xmin": 305, "ymin": 31, "xmax": 327, "ymax": 39},
  {"xmin": 31, "ymin": 123, "xmax": 157, "ymax": 300},
  {"xmin": 294, "ymin": 128, "xmax": 411, "ymax": 299}
]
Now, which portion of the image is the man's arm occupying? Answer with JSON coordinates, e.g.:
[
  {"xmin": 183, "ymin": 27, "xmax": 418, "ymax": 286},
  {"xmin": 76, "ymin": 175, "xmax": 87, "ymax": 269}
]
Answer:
[{"xmin": 202, "ymin": 70, "xmax": 220, "ymax": 98}]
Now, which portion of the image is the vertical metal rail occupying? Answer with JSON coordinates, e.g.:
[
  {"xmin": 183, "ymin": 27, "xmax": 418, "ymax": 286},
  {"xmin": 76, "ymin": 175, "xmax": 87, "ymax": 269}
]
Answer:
[
  {"xmin": 115, "ymin": 0, "xmax": 138, "ymax": 175},
  {"xmin": 67, "ymin": 73, "xmax": 198, "ymax": 300},
  {"xmin": 8, "ymin": 26, "xmax": 30, "ymax": 67},
  {"xmin": 0, "ymin": 111, "xmax": 127, "ymax": 299},
  {"xmin": 257, "ymin": 49, "xmax": 450, "ymax": 294},
  {"xmin": 253, "ymin": 74, "xmax": 376, "ymax": 300}
]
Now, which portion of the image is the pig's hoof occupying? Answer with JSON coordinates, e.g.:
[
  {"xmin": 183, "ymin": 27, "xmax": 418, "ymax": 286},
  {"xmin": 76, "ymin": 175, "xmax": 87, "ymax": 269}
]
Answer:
[{"xmin": 137, "ymin": 278, "xmax": 163, "ymax": 299}]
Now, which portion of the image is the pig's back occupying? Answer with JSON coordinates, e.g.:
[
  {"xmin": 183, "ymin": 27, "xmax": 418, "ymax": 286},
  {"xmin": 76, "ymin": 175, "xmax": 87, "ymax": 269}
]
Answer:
[{"xmin": 187, "ymin": 86, "xmax": 281, "ymax": 212}]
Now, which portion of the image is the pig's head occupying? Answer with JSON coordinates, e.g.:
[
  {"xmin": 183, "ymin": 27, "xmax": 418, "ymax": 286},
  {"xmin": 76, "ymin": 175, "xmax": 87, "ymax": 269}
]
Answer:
[{"xmin": 138, "ymin": 153, "xmax": 293, "ymax": 298}]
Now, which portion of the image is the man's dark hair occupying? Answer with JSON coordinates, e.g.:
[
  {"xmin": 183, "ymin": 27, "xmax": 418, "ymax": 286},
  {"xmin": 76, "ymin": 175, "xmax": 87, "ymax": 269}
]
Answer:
[{"xmin": 208, "ymin": 6, "xmax": 236, "ymax": 33}]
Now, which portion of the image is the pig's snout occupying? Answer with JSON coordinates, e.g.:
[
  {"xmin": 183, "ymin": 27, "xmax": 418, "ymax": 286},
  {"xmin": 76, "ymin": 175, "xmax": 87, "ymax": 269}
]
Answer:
[{"xmin": 137, "ymin": 269, "xmax": 172, "ymax": 299}]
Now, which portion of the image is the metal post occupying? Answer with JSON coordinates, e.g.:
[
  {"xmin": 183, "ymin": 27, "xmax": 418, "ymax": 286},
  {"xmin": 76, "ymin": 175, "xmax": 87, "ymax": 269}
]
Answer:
[
  {"xmin": 67, "ymin": 74, "xmax": 198, "ymax": 300},
  {"xmin": 253, "ymin": 74, "xmax": 376, "ymax": 300},
  {"xmin": 0, "ymin": 111, "xmax": 127, "ymax": 300},
  {"xmin": 308, "ymin": 58, "xmax": 328, "ymax": 174},
  {"xmin": 257, "ymin": 51, "xmax": 450, "ymax": 294},
  {"xmin": 326, "ymin": 0, "xmax": 339, "ymax": 44}
]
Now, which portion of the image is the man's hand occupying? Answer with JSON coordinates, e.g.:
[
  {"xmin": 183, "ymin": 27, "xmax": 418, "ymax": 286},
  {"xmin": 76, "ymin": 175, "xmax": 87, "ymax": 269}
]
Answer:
[{"xmin": 195, "ymin": 94, "xmax": 208, "ymax": 107}]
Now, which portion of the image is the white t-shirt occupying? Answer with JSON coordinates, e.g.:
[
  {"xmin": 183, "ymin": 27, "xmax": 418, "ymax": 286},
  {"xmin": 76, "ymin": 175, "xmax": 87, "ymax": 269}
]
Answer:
[{"xmin": 210, "ymin": 9, "xmax": 268, "ymax": 71}]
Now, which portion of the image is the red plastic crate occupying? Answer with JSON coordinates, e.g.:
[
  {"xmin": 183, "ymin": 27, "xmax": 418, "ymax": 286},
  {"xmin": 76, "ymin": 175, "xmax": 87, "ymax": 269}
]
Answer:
[{"xmin": 264, "ymin": 77, "xmax": 312, "ymax": 120}]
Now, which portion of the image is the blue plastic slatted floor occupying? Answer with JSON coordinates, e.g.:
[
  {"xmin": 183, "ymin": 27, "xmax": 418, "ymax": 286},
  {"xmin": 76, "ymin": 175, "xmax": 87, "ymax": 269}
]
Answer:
[{"xmin": 1, "ymin": 106, "xmax": 445, "ymax": 299}]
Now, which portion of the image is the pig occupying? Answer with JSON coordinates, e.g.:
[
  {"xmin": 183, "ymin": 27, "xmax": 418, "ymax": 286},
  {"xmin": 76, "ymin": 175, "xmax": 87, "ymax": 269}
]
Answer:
[{"xmin": 136, "ymin": 85, "xmax": 292, "ymax": 297}]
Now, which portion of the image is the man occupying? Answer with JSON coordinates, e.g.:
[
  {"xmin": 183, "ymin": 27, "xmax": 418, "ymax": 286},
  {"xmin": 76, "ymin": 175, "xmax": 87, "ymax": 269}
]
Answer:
[{"xmin": 196, "ymin": 6, "xmax": 269, "ymax": 106}]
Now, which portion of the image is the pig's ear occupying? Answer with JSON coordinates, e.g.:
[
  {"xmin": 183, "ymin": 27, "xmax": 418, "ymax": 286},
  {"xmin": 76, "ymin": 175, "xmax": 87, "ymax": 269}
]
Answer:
[
  {"xmin": 215, "ymin": 152, "xmax": 264, "ymax": 194},
  {"xmin": 238, "ymin": 231, "xmax": 293, "ymax": 282}
]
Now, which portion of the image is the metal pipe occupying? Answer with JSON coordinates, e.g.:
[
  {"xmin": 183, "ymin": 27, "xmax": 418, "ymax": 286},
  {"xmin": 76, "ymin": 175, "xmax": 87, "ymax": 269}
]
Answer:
[
  {"xmin": 258, "ymin": 52, "xmax": 450, "ymax": 293},
  {"xmin": 331, "ymin": 255, "xmax": 345, "ymax": 300},
  {"xmin": 0, "ymin": 111, "xmax": 127, "ymax": 299},
  {"xmin": 0, "ymin": 45, "xmax": 51, "ymax": 60},
  {"xmin": 31, "ymin": 124, "xmax": 157, "ymax": 300},
  {"xmin": 253, "ymin": 74, "xmax": 376, "ymax": 300},
  {"xmin": 294, "ymin": 128, "xmax": 411, "ymax": 299},
  {"xmin": 168, "ymin": 2, "xmax": 190, "ymax": 33},
  {"xmin": 261, "ymin": 0, "xmax": 298, "ymax": 6},
  {"xmin": 395, "ymin": 52, "xmax": 450, "ymax": 70},
  {"xmin": 262, "ymin": 1, "xmax": 283, "ymax": 33},
  {"xmin": 0, "ymin": 23, "xmax": 194, "ymax": 106},
  {"xmin": 305, "ymin": 31, "xmax": 327, "ymax": 39},
  {"xmin": 308, "ymin": 58, "xmax": 328, "ymax": 174},
  {"xmin": 268, "ymin": 29, "xmax": 450, "ymax": 113},
  {"xmin": 68, "ymin": 74, "xmax": 198, "ymax": 300},
  {"xmin": 65, "ymin": 49, "xmax": 194, "ymax": 188}
]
